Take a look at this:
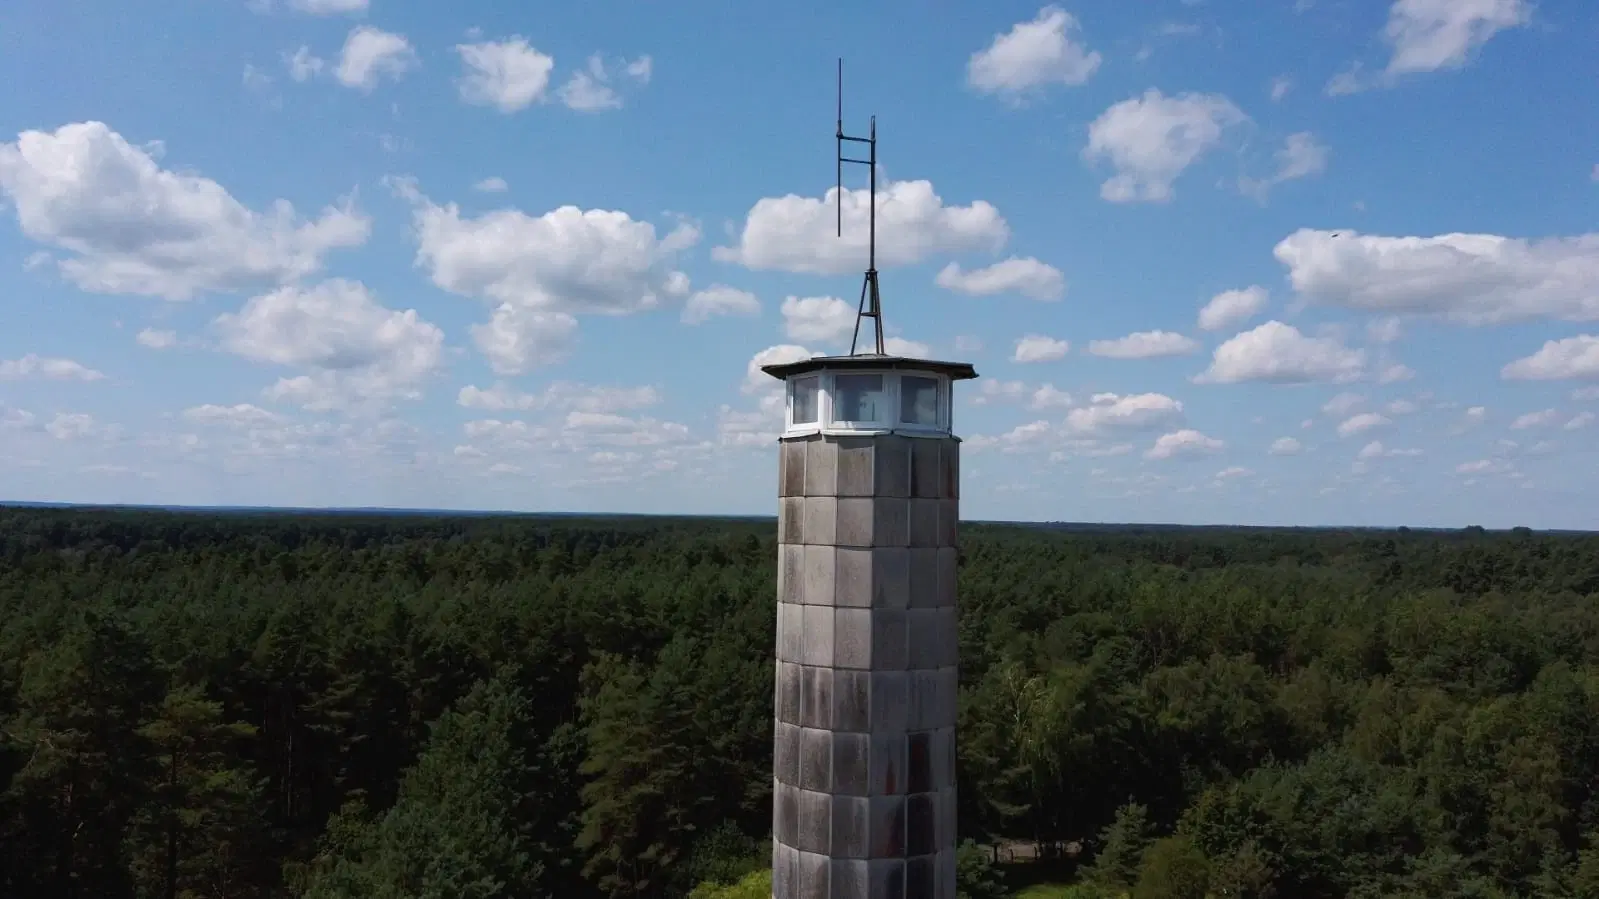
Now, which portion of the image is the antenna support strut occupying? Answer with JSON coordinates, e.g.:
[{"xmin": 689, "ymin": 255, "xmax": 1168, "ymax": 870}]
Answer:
[{"xmin": 836, "ymin": 58, "xmax": 884, "ymax": 356}]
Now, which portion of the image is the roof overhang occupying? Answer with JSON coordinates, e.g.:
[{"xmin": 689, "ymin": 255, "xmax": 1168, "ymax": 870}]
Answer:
[{"xmin": 760, "ymin": 353, "xmax": 979, "ymax": 382}]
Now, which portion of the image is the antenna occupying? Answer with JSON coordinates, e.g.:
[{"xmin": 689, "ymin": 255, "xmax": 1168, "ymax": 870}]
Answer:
[{"xmin": 836, "ymin": 58, "xmax": 884, "ymax": 356}]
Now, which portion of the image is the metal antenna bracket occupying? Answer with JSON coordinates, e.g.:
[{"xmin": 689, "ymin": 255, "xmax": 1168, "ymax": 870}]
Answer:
[{"xmin": 836, "ymin": 59, "xmax": 884, "ymax": 357}]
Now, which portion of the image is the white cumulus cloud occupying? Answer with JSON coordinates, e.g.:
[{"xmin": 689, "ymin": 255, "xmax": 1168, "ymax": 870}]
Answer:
[
  {"xmin": 967, "ymin": 6, "xmax": 1102, "ymax": 100},
  {"xmin": 683, "ymin": 285, "xmax": 759, "ymax": 324},
  {"xmin": 1384, "ymin": 0, "xmax": 1530, "ymax": 76},
  {"xmin": 399, "ymin": 185, "xmax": 695, "ymax": 373},
  {"xmin": 455, "ymin": 37, "xmax": 556, "ymax": 113},
  {"xmin": 1087, "ymin": 330, "xmax": 1199, "ymax": 359},
  {"xmin": 1337, "ymin": 412, "xmax": 1389, "ymax": 438},
  {"xmin": 1275, "ymin": 229, "xmax": 1599, "ymax": 325},
  {"xmin": 1269, "ymin": 437, "xmax": 1302, "ymax": 455},
  {"xmin": 781, "ymin": 296, "xmax": 856, "ymax": 345},
  {"xmin": 935, "ymin": 257, "xmax": 1064, "ymax": 300},
  {"xmin": 1195, "ymin": 321, "xmax": 1365, "ymax": 384},
  {"xmin": 214, "ymin": 279, "xmax": 443, "ymax": 411},
  {"xmin": 1501, "ymin": 336, "xmax": 1599, "ymax": 381},
  {"xmin": 0, "ymin": 354, "xmax": 105, "ymax": 382},
  {"xmin": 1013, "ymin": 334, "xmax": 1069, "ymax": 363},
  {"xmin": 336, "ymin": 26, "xmax": 417, "ymax": 92},
  {"xmin": 1239, "ymin": 132, "xmax": 1329, "ymax": 201},
  {"xmin": 1197, "ymin": 286, "xmax": 1268, "ymax": 332},
  {"xmin": 1084, "ymin": 89, "xmax": 1246, "ymax": 203},
  {"xmin": 1146, "ymin": 429, "xmax": 1222, "ymax": 460},
  {"xmin": 713, "ymin": 180, "xmax": 1008, "ymax": 275},
  {"xmin": 0, "ymin": 122, "xmax": 368, "ymax": 300},
  {"xmin": 1066, "ymin": 392, "xmax": 1184, "ymax": 436}
]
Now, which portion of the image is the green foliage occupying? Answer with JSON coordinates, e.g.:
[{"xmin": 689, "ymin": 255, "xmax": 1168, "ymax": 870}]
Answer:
[
  {"xmin": 685, "ymin": 866, "xmax": 771, "ymax": 899},
  {"xmin": 1084, "ymin": 802, "xmax": 1152, "ymax": 890},
  {"xmin": 297, "ymin": 673, "xmax": 545, "ymax": 899},
  {"xmin": 1131, "ymin": 835, "xmax": 1209, "ymax": 899},
  {"xmin": 3, "ymin": 508, "xmax": 1599, "ymax": 898},
  {"xmin": 954, "ymin": 838, "xmax": 1008, "ymax": 899}
]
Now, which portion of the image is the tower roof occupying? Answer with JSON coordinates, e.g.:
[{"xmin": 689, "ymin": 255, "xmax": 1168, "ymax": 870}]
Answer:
[{"xmin": 760, "ymin": 353, "xmax": 978, "ymax": 382}]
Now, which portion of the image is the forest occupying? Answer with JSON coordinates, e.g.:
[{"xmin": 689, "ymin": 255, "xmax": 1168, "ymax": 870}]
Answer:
[{"xmin": 2, "ymin": 505, "xmax": 1599, "ymax": 899}]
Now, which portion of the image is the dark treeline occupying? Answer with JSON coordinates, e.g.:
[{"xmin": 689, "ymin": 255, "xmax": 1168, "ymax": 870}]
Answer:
[{"xmin": 2, "ymin": 507, "xmax": 1599, "ymax": 898}]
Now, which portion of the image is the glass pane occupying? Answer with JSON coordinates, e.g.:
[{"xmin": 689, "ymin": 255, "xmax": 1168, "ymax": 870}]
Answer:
[
  {"xmin": 900, "ymin": 376, "xmax": 941, "ymax": 426},
  {"xmin": 832, "ymin": 374, "xmax": 886, "ymax": 423},
  {"xmin": 791, "ymin": 376, "xmax": 819, "ymax": 424}
]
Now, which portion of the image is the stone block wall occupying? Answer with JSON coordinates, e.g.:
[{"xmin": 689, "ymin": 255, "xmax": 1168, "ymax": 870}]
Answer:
[{"xmin": 773, "ymin": 433, "xmax": 960, "ymax": 899}]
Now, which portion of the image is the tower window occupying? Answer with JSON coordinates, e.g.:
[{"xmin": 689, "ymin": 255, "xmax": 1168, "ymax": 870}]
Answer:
[
  {"xmin": 791, "ymin": 376, "xmax": 819, "ymax": 424},
  {"xmin": 900, "ymin": 376, "xmax": 940, "ymax": 427},
  {"xmin": 831, "ymin": 374, "xmax": 886, "ymax": 424}
]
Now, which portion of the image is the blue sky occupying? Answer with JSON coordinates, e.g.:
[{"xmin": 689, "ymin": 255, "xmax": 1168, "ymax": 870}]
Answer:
[{"xmin": 1, "ymin": 0, "xmax": 1597, "ymax": 528}]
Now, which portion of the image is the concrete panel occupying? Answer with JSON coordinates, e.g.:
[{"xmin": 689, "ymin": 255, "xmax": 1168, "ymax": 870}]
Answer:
[
  {"xmin": 928, "ymin": 727, "xmax": 954, "ymax": 793},
  {"xmin": 874, "ymin": 435, "xmax": 911, "ymax": 499},
  {"xmin": 905, "ymin": 852, "xmax": 935, "ymax": 899},
  {"xmin": 798, "ymin": 847, "xmax": 831, "ymax": 899},
  {"xmin": 940, "ymin": 439, "xmax": 959, "ymax": 501},
  {"xmin": 801, "ymin": 545, "xmax": 836, "ymax": 606},
  {"xmin": 937, "ymin": 667, "xmax": 959, "ymax": 725},
  {"xmin": 832, "ymin": 731, "xmax": 870, "ymax": 796},
  {"xmin": 906, "ymin": 668, "xmax": 941, "ymax": 731},
  {"xmin": 835, "ymin": 498, "xmax": 873, "ymax": 548},
  {"xmin": 777, "ymin": 661, "xmax": 800, "ymax": 725},
  {"xmin": 804, "ymin": 437, "xmax": 837, "ymax": 497},
  {"xmin": 800, "ymin": 727, "xmax": 832, "ymax": 792},
  {"xmin": 835, "ymin": 437, "xmax": 876, "ymax": 497},
  {"xmin": 781, "ymin": 438, "xmax": 808, "ymax": 498},
  {"xmin": 780, "ymin": 544, "xmax": 805, "ymax": 605},
  {"xmin": 800, "ymin": 604, "xmax": 835, "ymax": 668},
  {"xmin": 869, "ymin": 670, "xmax": 908, "ymax": 736},
  {"xmin": 935, "ymin": 548, "xmax": 958, "ymax": 609},
  {"xmin": 775, "ymin": 780, "xmax": 799, "ymax": 846},
  {"xmin": 800, "ymin": 665, "xmax": 834, "ymax": 729},
  {"xmin": 906, "ymin": 792, "xmax": 936, "ymax": 856},
  {"xmin": 940, "ymin": 723, "xmax": 953, "ymax": 787},
  {"xmin": 873, "ymin": 547, "xmax": 910, "ymax": 608},
  {"xmin": 870, "ymin": 608, "xmax": 908, "ymax": 671},
  {"xmin": 909, "ymin": 439, "xmax": 941, "ymax": 499},
  {"xmin": 936, "ymin": 498, "xmax": 958, "ymax": 548},
  {"xmin": 834, "ymin": 607, "xmax": 871, "ymax": 670},
  {"xmin": 907, "ymin": 498, "xmax": 939, "ymax": 548},
  {"xmin": 773, "ymin": 840, "xmax": 798, "ymax": 899},
  {"xmin": 868, "ymin": 731, "xmax": 907, "ymax": 796},
  {"xmin": 907, "ymin": 731, "xmax": 932, "ymax": 794},
  {"xmin": 804, "ymin": 496, "xmax": 838, "ymax": 546},
  {"xmin": 832, "ymin": 795, "xmax": 870, "ymax": 860},
  {"xmin": 779, "ymin": 496, "xmax": 805, "ymax": 545},
  {"xmin": 843, "ymin": 546, "xmax": 911, "ymax": 608},
  {"xmin": 906, "ymin": 608, "xmax": 942, "ymax": 670},
  {"xmin": 936, "ymin": 786, "xmax": 958, "ymax": 851},
  {"xmin": 832, "ymin": 858, "xmax": 870, "ymax": 899},
  {"xmin": 935, "ymin": 607, "xmax": 958, "ymax": 667},
  {"xmin": 868, "ymin": 859, "xmax": 905, "ymax": 899},
  {"xmin": 835, "ymin": 547, "xmax": 873, "ymax": 607},
  {"xmin": 872, "ymin": 497, "xmax": 910, "ymax": 548},
  {"xmin": 778, "ymin": 601, "xmax": 803, "ymax": 663},
  {"xmin": 775, "ymin": 720, "xmax": 800, "ymax": 787},
  {"xmin": 832, "ymin": 668, "xmax": 870, "ymax": 732},
  {"xmin": 907, "ymin": 549, "xmax": 938, "ymax": 609},
  {"xmin": 936, "ymin": 850, "xmax": 958, "ymax": 899},
  {"xmin": 868, "ymin": 795, "xmax": 906, "ymax": 857},
  {"xmin": 798, "ymin": 789, "xmax": 833, "ymax": 855}
]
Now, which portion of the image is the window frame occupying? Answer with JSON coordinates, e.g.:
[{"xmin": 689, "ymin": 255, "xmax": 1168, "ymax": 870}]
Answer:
[
  {"xmin": 782, "ymin": 370, "xmax": 952, "ymax": 437},
  {"xmin": 788, "ymin": 374, "xmax": 821, "ymax": 427},
  {"xmin": 827, "ymin": 372, "xmax": 893, "ymax": 430}
]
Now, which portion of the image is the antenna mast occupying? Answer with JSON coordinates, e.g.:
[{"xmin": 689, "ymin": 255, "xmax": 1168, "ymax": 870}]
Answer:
[{"xmin": 836, "ymin": 58, "xmax": 884, "ymax": 356}]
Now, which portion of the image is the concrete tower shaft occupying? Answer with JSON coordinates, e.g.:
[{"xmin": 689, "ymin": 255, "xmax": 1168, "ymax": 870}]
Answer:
[{"xmin": 771, "ymin": 431, "xmax": 961, "ymax": 899}]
